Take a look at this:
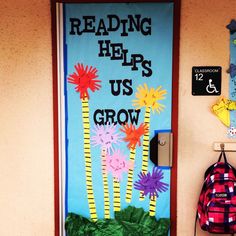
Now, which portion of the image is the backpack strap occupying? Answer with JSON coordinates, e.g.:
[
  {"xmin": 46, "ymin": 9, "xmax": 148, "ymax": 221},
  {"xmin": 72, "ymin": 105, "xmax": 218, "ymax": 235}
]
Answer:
[
  {"xmin": 203, "ymin": 151, "xmax": 227, "ymax": 179},
  {"xmin": 218, "ymin": 149, "xmax": 227, "ymax": 162},
  {"xmin": 204, "ymin": 150, "xmax": 236, "ymax": 179},
  {"xmin": 220, "ymin": 150, "xmax": 236, "ymax": 177}
]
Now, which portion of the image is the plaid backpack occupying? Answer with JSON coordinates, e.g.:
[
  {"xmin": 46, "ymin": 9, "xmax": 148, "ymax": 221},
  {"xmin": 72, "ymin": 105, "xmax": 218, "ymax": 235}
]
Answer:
[{"xmin": 195, "ymin": 151, "xmax": 236, "ymax": 235}]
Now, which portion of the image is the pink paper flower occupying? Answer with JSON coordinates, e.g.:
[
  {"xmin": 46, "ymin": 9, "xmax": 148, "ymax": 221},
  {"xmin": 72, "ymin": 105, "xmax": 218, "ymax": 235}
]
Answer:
[{"xmin": 106, "ymin": 150, "xmax": 133, "ymax": 181}]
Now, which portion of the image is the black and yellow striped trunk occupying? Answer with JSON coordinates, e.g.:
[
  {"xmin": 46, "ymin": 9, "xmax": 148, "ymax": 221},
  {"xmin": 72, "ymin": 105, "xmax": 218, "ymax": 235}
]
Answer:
[
  {"xmin": 81, "ymin": 98, "xmax": 97, "ymax": 221},
  {"xmin": 113, "ymin": 178, "xmax": 121, "ymax": 212},
  {"xmin": 125, "ymin": 148, "xmax": 136, "ymax": 203},
  {"xmin": 149, "ymin": 196, "xmax": 157, "ymax": 216},
  {"xmin": 101, "ymin": 148, "xmax": 110, "ymax": 219},
  {"xmin": 139, "ymin": 106, "xmax": 151, "ymax": 201}
]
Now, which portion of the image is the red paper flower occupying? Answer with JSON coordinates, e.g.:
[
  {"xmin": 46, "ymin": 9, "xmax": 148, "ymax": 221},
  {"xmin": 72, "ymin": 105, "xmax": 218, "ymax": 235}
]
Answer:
[{"xmin": 68, "ymin": 63, "xmax": 101, "ymax": 99}]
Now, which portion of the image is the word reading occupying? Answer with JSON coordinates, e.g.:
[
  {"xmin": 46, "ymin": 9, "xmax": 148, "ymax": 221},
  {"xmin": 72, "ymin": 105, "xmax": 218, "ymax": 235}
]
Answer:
[{"xmin": 69, "ymin": 14, "xmax": 151, "ymax": 36}]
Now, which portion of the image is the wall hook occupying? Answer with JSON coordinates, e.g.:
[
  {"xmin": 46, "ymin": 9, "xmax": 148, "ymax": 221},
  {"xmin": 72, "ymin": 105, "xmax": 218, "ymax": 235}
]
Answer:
[{"xmin": 220, "ymin": 143, "xmax": 225, "ymax": 151}]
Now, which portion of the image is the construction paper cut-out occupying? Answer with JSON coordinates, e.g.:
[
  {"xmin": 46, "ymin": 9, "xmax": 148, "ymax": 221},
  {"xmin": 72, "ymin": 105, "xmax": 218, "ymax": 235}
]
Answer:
[
  {"xmin": 133, "ymin": 83, "xmax": 167, "ymax": 200},
  {"xmin": 100, "ymin": 148, "xmax": 110, "ymax": 219},
  {"xmin": 68, "ymin": 63, "xmax": 102, "ymax": 221},
  {"xmin": 91, "ymin": 124, "xmax": 120, "ymax": 219},
  {"xmin": 68, "ymin": 63, "xmax": 101, "ymax": 99},
  {"xmin": 134, "ymin": 167, "xmax": 169, "ymax": 216},
  {"xmin": 226, "ymin": 19, "xmax": 236, "ymax": 34},
  {"xmin": 212, "ymin": 98, "xmax": 231, "ymax": 127},
  {"xmin": 228, "ymin": 63, "xmax": 236, "ymax": 78},
  {"xmin": 65, "ymin": 206, "xmax": 170, "ymax": 236},
  {"xmin": 106, "ymin": 149, "xmax": 133, "ymax": 212},
  {"xmin": 120, "ymin": 123, "xmax": 149, "ymax": 150},
  {"xmin": 227, "ymin": 126, "xmax": 236, "ymax": 138},
  {"xmin": 212, "ymin": 98, "xmax": 236, "ymax": 127},
  {"xmin": 106, "ymin": 150, "xmax": 133, "ymax": 181},
  {"xmin": 91, "ymin": 124, "xmax": 120, "ymax": 154},
  {"xmin": 120, "ymin": 123, "xmax": 148, "ymax": 203},
  {"xmin": 233, "ymin": 39, "xmax": 236, "ymax": 45},
  {"xmin": 228, "ymin": 19, "xmax": 236, "ymax": 130}
]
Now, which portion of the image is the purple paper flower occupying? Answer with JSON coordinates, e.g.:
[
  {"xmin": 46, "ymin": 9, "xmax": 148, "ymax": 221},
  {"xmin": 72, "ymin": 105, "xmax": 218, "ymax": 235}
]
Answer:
[{"xmin": 134, "ymin": 167, "xmax": 169, "ymax": 198}]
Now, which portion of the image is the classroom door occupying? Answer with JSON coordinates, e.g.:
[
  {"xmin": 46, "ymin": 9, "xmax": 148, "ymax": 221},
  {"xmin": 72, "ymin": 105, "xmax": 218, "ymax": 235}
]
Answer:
[{"xmin": 55, "ymin": 2, "xmax": 178, "ymax": 235}]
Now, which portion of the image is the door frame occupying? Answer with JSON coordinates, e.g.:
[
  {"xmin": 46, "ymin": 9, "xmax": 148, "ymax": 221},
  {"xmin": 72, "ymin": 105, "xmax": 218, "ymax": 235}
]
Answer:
[{"xmin": 51, "ymin": 1, "xmax": 180, "ymax": 235}]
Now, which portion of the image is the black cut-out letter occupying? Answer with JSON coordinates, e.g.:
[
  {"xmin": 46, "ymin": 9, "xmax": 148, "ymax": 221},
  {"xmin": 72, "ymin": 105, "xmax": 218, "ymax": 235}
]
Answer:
[
  {"xmin": 141, "ymin": 18, "xmax": 152, "ymax": 35},
  {"xmin": 94, "ymin": 109, "xmax": 104, "ymax": 125},
  {"xmin": 107, "ymin": 15, "xmax": 120, "ymax": 32},
  {"xmin": 142, "ymin": 60, "xmax": 152, "ymax": 77},
  {"xmin": 122, "ymin": 79, "xmax": 133, "ymax": 96},
  {"xmin": 110, "ymin": 43, "xmax": 123, "ymax": 60},
  {"xmin": 128, "ymin": 109, "xmax": 140, "ymax": 125},
  {"xmin": 70, "ymin": 18, "xmax": 82, "ymax": 35},
  {"xmin": 109, "ymin": 80, "xmax": 122, "ymax": 96},
  {"xmin": 83, "ymin": 16, "xmax": 95, "ymax": 33},
  {"xmin": 131, "ymin": 54, "xmax": 144, "ymax": 70},
  {"xmin": 95, "ymin": 19, "xmax": 109, "ymax": 36},
  {"xmin": 117, "ymin": 109, "xmax": 129, "ymax": 124},
  {"xmin": 98, "ymin": 40, "xmax": 111, "ymax": 57}
]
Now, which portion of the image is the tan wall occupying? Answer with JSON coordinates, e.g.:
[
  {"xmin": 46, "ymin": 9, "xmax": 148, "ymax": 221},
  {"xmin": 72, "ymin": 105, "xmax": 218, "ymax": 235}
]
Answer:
[
  {"xmin": 0, "ymin": 0, "xmax": 54, "ymax": 235},
  {"xmin": 0, "ymin": 0, "xmax": 236, "ymax": 235},
  {"xmin": 178, "ymin": 1, "xmax": 236, "ymax": 235}
]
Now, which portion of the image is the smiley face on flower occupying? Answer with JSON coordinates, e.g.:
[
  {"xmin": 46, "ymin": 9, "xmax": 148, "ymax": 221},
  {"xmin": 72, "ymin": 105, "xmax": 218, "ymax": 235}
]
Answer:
[{"xmin": 106, "ymin": 150, "xmax": 133, "ymax": 181}]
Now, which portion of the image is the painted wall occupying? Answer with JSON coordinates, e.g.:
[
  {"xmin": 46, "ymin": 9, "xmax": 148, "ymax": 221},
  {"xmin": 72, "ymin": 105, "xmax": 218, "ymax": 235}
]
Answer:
[
  {"xmin": 178, "ymin": 0, "xmax": 236, "ymax": 235},
  {"xmin": 0, "ymin": 0, "xmax": 54, "ymax": 235},
  {"xmin": 0, "ymin": 0, "xmax": 236, "ymax": 235}
]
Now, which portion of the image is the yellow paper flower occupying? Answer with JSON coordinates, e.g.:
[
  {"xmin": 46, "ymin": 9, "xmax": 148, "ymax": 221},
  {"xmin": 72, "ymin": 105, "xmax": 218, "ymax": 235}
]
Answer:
[{"xmin": 132, "ymin": 83, "xmax": 167, "ymax": 113}]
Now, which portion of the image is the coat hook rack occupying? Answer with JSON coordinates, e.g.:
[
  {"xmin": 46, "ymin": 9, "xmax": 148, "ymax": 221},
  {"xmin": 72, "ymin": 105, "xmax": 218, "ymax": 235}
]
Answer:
[{"xmin": 213, "ymin": 142, "xmax": 236, "ymax": 152}]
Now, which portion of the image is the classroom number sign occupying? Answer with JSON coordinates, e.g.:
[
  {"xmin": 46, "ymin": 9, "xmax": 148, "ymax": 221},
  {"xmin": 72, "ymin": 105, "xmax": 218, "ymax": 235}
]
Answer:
[{"xmin": 192, "ymin": 66, "xmax": 221, "ymax": 96}]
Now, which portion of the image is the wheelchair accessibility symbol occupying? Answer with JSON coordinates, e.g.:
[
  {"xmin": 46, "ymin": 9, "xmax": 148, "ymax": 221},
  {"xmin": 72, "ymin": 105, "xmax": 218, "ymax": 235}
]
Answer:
[{"xmin": 206, "ymin": 79, "xmax": 219, "ymax": 94}]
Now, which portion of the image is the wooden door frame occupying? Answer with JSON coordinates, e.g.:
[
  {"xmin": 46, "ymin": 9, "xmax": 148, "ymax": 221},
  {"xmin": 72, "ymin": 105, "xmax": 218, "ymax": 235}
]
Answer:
[{"xmin": 51, "ymin": 1, "xmax": 180, "ymax": 235}]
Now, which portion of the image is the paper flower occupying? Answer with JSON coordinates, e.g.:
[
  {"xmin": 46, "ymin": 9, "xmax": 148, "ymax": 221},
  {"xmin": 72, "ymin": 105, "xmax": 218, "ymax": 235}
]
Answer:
[
  {"xmin": 134, "ymin": 167, "xmax": 169, "ymax": 198},
  {"xmin": 132, "ymin": 84, "xmax": 167, "ymax": 201},
  {"xmin": 67, "ymin": 63, "xmax": 101, "ymax": 221},
  {"xmin": 106, "ymin": 150, "xmax": 133, "ymax": 181},
  {"xmin": 91, "ymin": 124, "xmax": 120, "ymax": 154},
  {"xmin": 68, "ymin": 63, "xmax": 101, "ymax": 99},
  {"xmin": 133, "ymin": 83, "xmax": 167, "ymax": 113},
  {"xmin": 120, "ymin": 123, "xmax": 148, "ymax": 150}
]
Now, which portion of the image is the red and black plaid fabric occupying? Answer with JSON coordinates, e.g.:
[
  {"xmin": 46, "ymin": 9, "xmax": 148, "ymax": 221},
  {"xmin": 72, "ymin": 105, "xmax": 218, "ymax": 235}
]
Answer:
[{"xmin": 196, "ymin": 154, "xmax": 236, "ymax": 235}]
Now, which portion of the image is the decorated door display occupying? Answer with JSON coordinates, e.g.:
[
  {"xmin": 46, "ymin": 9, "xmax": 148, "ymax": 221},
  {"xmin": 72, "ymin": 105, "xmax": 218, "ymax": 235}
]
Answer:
[{"xmin": 55, "ymin": 2, "xmax": 178, "ymax": 235}]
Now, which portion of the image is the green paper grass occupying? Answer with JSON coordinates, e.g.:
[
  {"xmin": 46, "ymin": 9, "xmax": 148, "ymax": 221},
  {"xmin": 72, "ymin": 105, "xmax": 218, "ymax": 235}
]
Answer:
[{"xmin": 65, "ymin": 206, "xmax": 170, "ymax": 236}]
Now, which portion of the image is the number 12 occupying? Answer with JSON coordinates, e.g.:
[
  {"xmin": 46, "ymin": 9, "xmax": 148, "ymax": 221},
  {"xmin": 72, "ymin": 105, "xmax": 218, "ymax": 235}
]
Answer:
[{"xmin": 195, "ymin": 73, "xmax": 203, "ymax": 81}]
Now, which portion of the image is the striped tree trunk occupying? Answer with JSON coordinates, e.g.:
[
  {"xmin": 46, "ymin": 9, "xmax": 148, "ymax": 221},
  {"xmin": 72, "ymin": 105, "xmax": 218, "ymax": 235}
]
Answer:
[
  {"xmin": 81, "ymin": 98, "xmax": 97, "ymax": 221},
  {"xmin": 101, "ymin": 147, "xmax": 110, "ymax": 219},
  {"xmin": 149, "ymin": 196, "xmax": 157, "ymax": 216},
  {"xmin": 125, "ymin": 148, "xmax": 136, "ymax": 203},
  {"xmin": 113, "ymin": 178, "xmax": 121, "ymax": 212},
  {"xmin": 139, "ymin": 106, "xmax": 151, "ymax": 201}
]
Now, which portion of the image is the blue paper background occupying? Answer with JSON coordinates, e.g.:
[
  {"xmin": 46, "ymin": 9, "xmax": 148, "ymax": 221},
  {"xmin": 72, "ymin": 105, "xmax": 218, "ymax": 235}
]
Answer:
[
  {"xmin": 63, "ymin": 3, "xmax": 174, "ymax": 220},
  {"xmin": 229, "ymin": 23, "xmax": 236, "ymax": 128}
]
